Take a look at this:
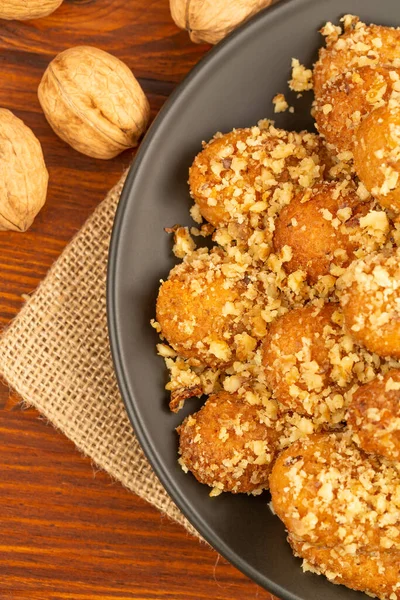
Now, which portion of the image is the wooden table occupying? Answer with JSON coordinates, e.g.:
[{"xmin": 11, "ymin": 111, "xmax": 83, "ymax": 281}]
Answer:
[{"xmin": 0, "ymin": 1, "xmax": 279, "ymax": 598}]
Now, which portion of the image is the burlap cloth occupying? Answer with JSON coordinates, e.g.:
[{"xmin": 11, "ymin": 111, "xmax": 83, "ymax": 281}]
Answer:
[{"xmin": 0, "ymin": 171, "xmax": 199, "ymax": 539}]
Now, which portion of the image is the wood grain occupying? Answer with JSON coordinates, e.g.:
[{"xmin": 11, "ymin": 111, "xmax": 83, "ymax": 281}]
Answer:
[{"xmin": 0, "ymin": 1, "xmax": 281, "ymax": 598}]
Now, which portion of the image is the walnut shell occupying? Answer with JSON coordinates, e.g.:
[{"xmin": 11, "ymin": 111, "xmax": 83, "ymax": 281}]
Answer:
[
  {"xmin": 0, "ymin": 109, "xmax": 48, "ymax": 232},
  {"xmin": 170, "ymin": 0, "xmax": 274, "ymax": 44},
  {"xmin": 38, "ymin": 46, "xmax": 150, "ymax": 160},
  {"xmin": 0, "ymin": 0, "xmax": 63, "ymax": 20}
]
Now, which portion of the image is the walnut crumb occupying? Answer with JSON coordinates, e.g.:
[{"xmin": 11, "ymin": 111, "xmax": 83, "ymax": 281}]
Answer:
[{"xmin": 273, "ymin": 93, "xmax": 290, "ymax": 113}]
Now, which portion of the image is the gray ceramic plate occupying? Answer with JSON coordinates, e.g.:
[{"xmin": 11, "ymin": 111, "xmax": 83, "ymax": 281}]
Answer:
[{"xmin": 107, "ymin": 0, "xmax": 400, "ymax": 597}]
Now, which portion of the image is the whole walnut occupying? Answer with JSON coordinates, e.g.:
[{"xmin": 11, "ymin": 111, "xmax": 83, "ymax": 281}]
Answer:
[
  {"xmin": 0, "ymin": 109, "xmax": 48, "ymax": 232},
  {"xmin": 38, "ymin": 46, "xmax": 150, "ymax": 160},
  {"xmin": 0, "ymin": 0, "xmax": 63, "ymax": 20},
  {"xmin": 170, "ymin": 0, "xmax": 274, "ymax": 44}
]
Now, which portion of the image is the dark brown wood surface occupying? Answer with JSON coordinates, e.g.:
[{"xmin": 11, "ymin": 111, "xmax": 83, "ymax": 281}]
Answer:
[{"xmin": 0, "ymin": 1, "xmax": 280, "ymax": 599}]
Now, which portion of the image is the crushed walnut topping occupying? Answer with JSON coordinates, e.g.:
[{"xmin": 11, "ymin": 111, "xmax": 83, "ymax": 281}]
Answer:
[{"xmin": 152, "ymin": 14, "xmax": 400, "ymax": 598}]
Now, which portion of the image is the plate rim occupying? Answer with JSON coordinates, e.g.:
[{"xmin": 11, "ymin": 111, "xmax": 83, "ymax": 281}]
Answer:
[{"xmin": 107, "ymin": 1, "xmax": 322, "ymax": 598}]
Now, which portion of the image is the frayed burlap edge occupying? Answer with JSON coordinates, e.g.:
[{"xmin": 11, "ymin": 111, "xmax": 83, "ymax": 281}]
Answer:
[{"xmin": 0, "ymin": 170, "xmax": 201, "ymax": 540}]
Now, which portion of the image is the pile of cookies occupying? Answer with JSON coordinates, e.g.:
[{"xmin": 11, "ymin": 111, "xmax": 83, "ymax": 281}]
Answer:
[{"xmin": 153, "ymin": 15, "xmax": 400, "ymax": 599}]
